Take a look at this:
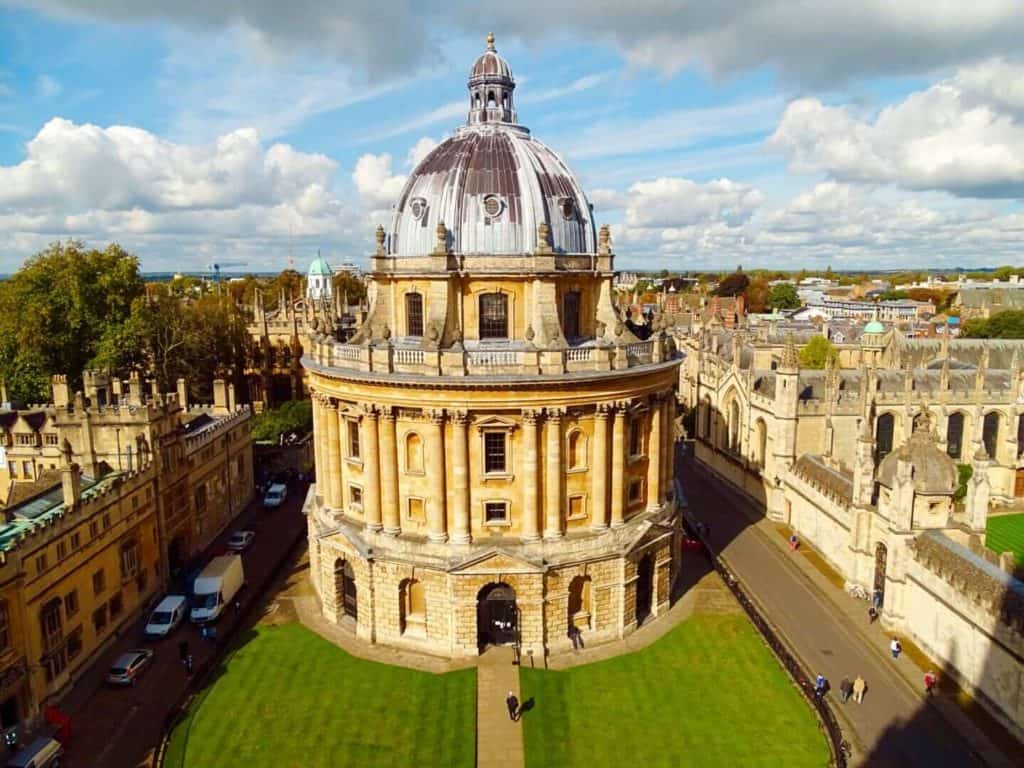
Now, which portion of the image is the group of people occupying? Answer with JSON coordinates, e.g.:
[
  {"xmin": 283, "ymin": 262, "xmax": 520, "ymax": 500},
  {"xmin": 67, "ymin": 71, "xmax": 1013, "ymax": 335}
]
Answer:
[{"xmin": 835, "ymin": 675, "xmax": 868, "ymax": 703}]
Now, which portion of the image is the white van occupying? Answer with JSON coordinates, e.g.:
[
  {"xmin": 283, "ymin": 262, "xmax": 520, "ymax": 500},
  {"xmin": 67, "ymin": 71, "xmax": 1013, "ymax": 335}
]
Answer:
[
  {"xmin": 190, "ymin": 555, "xmax": 244, "ymax": 624},
  {"xmin": 144, "ymin": 595, "xmax": 188, "ymax": 637},
  {"xmin": 5, "ymin": 737, "xmax": 64, "ymax": 768},
  {"xmin": 263, "ymin": 483, "xmax": 287, "ymax": 509}
]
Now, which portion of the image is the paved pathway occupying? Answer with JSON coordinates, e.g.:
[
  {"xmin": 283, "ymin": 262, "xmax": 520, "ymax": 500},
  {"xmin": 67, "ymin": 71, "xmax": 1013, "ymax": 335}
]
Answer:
[
  {"xmin": 476, "ymin": 647, "xmax": 524, "ymax": 768},
  {"xmin": 680, "ymin": 454, "xmax": 1014, "ymax": 768}
]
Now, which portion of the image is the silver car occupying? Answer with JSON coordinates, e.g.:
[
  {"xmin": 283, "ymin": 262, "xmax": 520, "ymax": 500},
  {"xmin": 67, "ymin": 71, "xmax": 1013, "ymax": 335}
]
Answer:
[{"xmin": 105, "ymin": 649, "xmax": 154, "ymax": 686}]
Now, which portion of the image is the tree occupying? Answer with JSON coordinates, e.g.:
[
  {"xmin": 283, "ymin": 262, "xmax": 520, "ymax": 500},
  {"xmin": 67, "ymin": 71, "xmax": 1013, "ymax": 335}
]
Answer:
[
  {"xmin": 251, "ymin": 400, "xmax": 313, "ymax": 442},
  {"xmin": 766, "ymin": 283, "xmax": 801, "ymax": 310},
  {"xmin": 0, "ymin": 241, "xmax": 144, "ymax": 404},
  {"xmin": 714, "ymin": 269, "xmax": 750, "ymax": 297},
  {"xmin": 743, "ymin": 277, "xmax": 770, "ymax": 313},
  {"xmin": 798, "ymin": 335, "xmax": 838, "ymax": 369},
  {"xmin": 961, "ymin": 310, "xmax": 1024, "ymax": 339}
]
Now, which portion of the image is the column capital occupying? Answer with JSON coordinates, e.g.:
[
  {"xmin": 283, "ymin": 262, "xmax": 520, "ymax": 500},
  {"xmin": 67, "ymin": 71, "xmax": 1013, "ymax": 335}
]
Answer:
[
  {"xmin": 594, "ymin": 402, "xmax": 612, "ymax": 420},
  {"xmin": 545, "ymin": 406, "xmax": 565, "ymax": 422},
  {"xmin": 449, "ymin": 409, "xmax": 469, "ymax": 426},
  {"xmin": 360, "ymin": 403, "xmax": 379, "ymax": 420},
  {"xmin": 379, "ymin": 404, "xmax": 396, "ymax": 421},
  {"xmin": 522, "ymin": 409, "xmax": 541, "ymax": 425},
  {"xmin": 613, "ymin": 400, "xmax": 631, "ymax": 417},
  {"xmin": 427, "ymin": 408, "xmax": 446, "ymax": 425}
]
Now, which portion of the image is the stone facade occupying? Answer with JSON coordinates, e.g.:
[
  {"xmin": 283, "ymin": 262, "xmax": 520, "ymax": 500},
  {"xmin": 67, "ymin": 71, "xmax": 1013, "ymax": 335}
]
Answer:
[{"xmin": 305, "ymin": 38, "xmax": 682, "ymax": 660}]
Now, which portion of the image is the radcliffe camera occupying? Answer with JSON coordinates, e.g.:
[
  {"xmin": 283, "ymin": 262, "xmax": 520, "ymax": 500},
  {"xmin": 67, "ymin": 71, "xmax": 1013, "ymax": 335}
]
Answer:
[{"xmin": 0, "ymin": 7, "xmax": 1022, "ymax": 768}]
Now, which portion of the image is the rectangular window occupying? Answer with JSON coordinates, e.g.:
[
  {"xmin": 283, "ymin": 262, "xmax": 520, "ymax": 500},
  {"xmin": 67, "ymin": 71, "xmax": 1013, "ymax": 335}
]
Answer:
[
  {"xmin": 629, "ymin": 416, "xmax": 644, "ymax": 457},
  {"xmin": 93, "ymin": 569, "xmax": 106, "ymax": 596},
  {"xmin": 44, "ymin": 433, "xmax": 59, "ymax": 446},
  {"xmin": 484, "ymin": 501, "xmax": 508, "ymax": 523},
  {"xmin": 89, "ymin": 520, "xmax": 99, "ymax": 538},
  {"xmin": 70, "ymin": 532, "xmax": 81, "ymax": 550},
  {"xmin": 628, "ymin": 479, "xmax": 643, "ymax": 504},
  {"xmin": 56, "ymin": 541, "xmax": 67, "ymax": 560},
  {"xmin": 66, "ymin": 627, "xmax": 83, "ymax": 661},
  {"xmin": 40, "ymin": 598, "xmax": 62, "ymax": 654},
  {"xmin": 44, "ymin": 651, "xmax": 66, "ymax": 682},
  {"xmin": 64, "ymin": 590, "xmax": 79, "ymax": 618},
  {"xmin": 120, "ymin": 541, "xmax": 139, "ymax": 581},
  {"xmin": 349, "ymin": 485, "xmax": 363, "ymax": 509},
  {"xmin": 109, "ymin": 592, "xmax": 124, "ymax": 619},
  {"xmin": 483, "ymin": 432, "xmax": 507, "ymax": 474},
  {"xmin": 405, "ymin": 293, "xmax": 424, "ymax": 338},
  {"xmin": 92, "ymin": 605, "xmax": 108, "ymax": 635},
  {"xmin": 35, "ymin": 553, "xmax": 48, "ymax": 574},
  {"xmin": 406, "ymin": 497, "xmax": 425, "ymax": 522},
  {"xmin": 348, "ymin": 421, "xmax": 361, "ymax": 459},
  {"xmin": 479, "ymin": 293, "xmax": 509, "ymax": 340},
  {"xmin": 563, "ymin": 290, "xmax": 581, "ymax": 341},
  {"xmin": 102, "ymin": 513, "xmax": 111, "ymax": 530},
  {"xmin": 568, "ymin": 495, "xmax": 586, "ymax": 520},
  {"xmin": 22, "ymin": 461, "xmax": 32, "ymax": 478}
]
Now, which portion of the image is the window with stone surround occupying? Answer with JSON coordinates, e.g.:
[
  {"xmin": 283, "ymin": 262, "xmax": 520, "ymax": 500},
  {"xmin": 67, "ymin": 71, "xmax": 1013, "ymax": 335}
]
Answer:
[
  {"xmin": 404, "ymin": 432, "xmax": 424, "ymax": 474},
  {"xmin": 479, "ymin": 293, "xmax": 509, "ymax": 340},
  {"xmin": 349, "ymin": 484, "xmax": 363, "ymax": 510},
  {"xmin": 484, "ymin": 501, "xmax": 509, "ymax": 524},
  {"xmin": 347, "ymin": 419, "xmax": 361, "ymax": 460},
  {"xmin": 405, "ymin": 293, "xmax": 424, "ymax": 338},
  {"xmin": 568, "ymin": 494, "xmax": 587, "ymax": 521},
  {"xmin": 628, "ymin": 479, "xmax": 643, "ymax": 506},
  {"xmin": 406, "ymin": 497, "xmax": 425, "ymax": 522},
  {"xmin": 563, "ymin": 290, "xmax": 581, "ymax": 341},
  {"xmin": 567, "ymin": 429, "xmax": 587, "ymax": 470},
  {"xmin": 400, "ymin": 578, "xmax": 426, "ymax": 636},
  {"xmin": 629, "ymin": 415, "xmax": 645, "ymax": 458},
  {"xmin": 483, "ymin": 431, "xmax": 507, "ymax": 474}
]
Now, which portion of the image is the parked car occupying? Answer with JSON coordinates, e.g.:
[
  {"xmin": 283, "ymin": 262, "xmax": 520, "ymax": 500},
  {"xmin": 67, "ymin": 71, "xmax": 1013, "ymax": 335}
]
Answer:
[
  {"xmin": 4, "ymin": 736, "xmax": 64, "ymax": 768},
  {"xmin": 263, "ymin": 483, "xmax": 287, "ymax": 509},
  {"xmin": 106, "ymin": 649, "xmax": 155, "ymax": 686},
  {"xmin": 226, "ymin": 530, "xmax": 255, "ymax": 552},
  {"xmin": 144, "ymin": 595, "xmax": 188, "ymax": 638},
  {"xmin": 190, "ymin": 555, "xmax": 245, "ymax": 623}
]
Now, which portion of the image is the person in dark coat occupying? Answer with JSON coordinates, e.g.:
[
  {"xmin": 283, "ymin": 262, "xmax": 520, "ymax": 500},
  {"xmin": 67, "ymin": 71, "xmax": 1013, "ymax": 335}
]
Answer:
[
  {"xmin": 506, "ymin": 691, "xmax": 519, "ymax": 721},
  {"xmin": 839, "ymin": 677, "xmax": 853, "ymax": 703}
]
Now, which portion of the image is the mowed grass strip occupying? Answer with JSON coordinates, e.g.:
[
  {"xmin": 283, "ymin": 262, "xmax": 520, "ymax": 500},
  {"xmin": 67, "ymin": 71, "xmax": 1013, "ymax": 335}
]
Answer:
[
  {"xmin": 169, "ymin": 623, "xmax": 476, "ymax": 768},
  {"xmin": 986, "ymin": 512, "xmax": 1024, "ymax": 566},
  {"xmin": 520, "ymin": 614, "xmax": 830, "ymax": 768}
]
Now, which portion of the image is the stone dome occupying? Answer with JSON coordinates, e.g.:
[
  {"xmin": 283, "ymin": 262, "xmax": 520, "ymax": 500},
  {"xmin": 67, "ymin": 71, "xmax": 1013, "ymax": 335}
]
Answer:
[
  {"xmin": 388, "ymin": 35, "xmax": 596, "ymax": 258},
  {"xmin": 877, "ymin": 416, "xmax": 958, "ymax": 495}
]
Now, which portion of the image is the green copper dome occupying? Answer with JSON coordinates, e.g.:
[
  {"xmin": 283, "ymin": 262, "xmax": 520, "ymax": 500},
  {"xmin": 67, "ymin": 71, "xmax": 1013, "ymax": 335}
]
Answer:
[
  {"xmin": 308, "ymin": 256, "xmax": 332, "ymax": 277},
  {"xmin": 864, "ymin": 319, "xmax": 885, "ymax": 334}
]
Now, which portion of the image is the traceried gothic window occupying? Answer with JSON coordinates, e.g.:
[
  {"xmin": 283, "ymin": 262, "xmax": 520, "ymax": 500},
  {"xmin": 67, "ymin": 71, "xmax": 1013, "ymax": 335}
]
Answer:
[
  {"xmin": 563, "ymin": 290, "xmax": 581, "ymax": 340},
  {"xmin": 946, "ymin": 412, "xmax": 965, "ymax": 459},
  {"xmin": 875, "ymin": 413, "xmax": 895, "ymax": 462},
  {"xmin": 479, "ymin": 293, "xmax": 509, "ymax": 339},
  {"xmin": 405, "ymin": 293, "xmax": 424, "ymax": 338},
  {"xmin": 1018, "ymin": 415, "xmax": 1024, "ymax": 459},
  {"xmin": 983, "ymin": 412, "xmax": 1001, "ymax": 460}
]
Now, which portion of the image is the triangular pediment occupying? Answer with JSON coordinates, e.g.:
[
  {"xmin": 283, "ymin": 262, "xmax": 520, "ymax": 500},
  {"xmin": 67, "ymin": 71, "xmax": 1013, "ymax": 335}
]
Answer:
[
  {"xmin": 473, "ymin": 415, "xmax": 519, "ymax": 431},
  {"xmin": 449, "ymin": 548, "xmax": 544, "ymax": 574}
]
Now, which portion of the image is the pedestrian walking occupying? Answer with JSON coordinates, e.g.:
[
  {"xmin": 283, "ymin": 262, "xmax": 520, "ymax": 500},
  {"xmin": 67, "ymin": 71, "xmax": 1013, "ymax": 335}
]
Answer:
[
  {"xmin": 871, "ymin": 588, "xmax": 883, "ymax": 611},
  {"xmin": 867, "ymin": 605, "xmax": 879, "ymax": 624},
  {"xmin": 505, "ymin": 691, "xmax": 519, "ymax": 721},
  {"xmin": 924, "ymin": 670, "xmax": 938, "ymax": 695},
  {"xmin": 852, "ymin": 675, "xmax": 866, "ymax": 703},
  {"xmin": 788, "ymin": 533, "xmax": 799, "ymax": 551},
  {"xmin": 185, "ymin": 654, "xmax": 194, "ymax": 675},
  {"xmin": 814, "ymin": 674, "xmax": 827, "ymax": 699},
  {"xmin": 839, "ymin": 677, "xmax": 853, "ymax": 703},
  {"xmin": 890, "ymin": 637, "xmax": 902, "ymax": 659}
]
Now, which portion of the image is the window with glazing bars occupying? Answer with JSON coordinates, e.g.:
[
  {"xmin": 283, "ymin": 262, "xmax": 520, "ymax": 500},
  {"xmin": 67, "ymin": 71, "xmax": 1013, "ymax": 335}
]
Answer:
[
  {"xmin": 406, "ymin": 293, "xmax": 424, "ymax": 337},
  {"xmin": 563, "ymin": 291, "xmax": 581, "ymax": 340},
  {"xmin": 479, "ymin": 293, "xmax": 508, "ymax": 339},
  {"xmin": 484, "ymin": 432, "xmax": 507, "ymax": 473}
]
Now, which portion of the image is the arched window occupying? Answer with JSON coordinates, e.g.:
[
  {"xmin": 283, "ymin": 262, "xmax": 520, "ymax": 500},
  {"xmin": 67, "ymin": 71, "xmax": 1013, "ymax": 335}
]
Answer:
[
  {"xmin": 405, "ymin": 432, "xmax": 424, "ymax": 474},
  {"xmin": 728, "ymin": 399, "xmax": 741, "ymax": 453},
  {"xmin": 568, "ymin": 430, "xmax": 587, "ymax": 470},
  {"xmin": 946, "ymin": 412, "xmax": 965, "ymax": 459},
  {"xmin": 1017, "ymin": 414, "xmax": 1024, "ymax": 459},
  {"xmin": 487, "ymin": 90, "xmax": 496, "ymax": 107},
  {"xmin": 875, "ymin": 413, "xmax": 895, "ymax": 461},
  {"xmin": 983, "ymin": 412, "xmax": 1001, "ymax": 460},
  {"xmin": 568, "ymin": 575, "xmax": 592, "ymax": 631},
  {"xmin": 563, "ymin": 291, "xmax": 581, "ymax": 340},
  {"xmin": 755, "ymin": 418, "xmax": 767, "ymax": 468},
  {"xmin": 405, "ymin": 293, "xmax": 424, "ymax": 338},
  {"xmin": 400, "ymin": 578, "xmax": 426, "ymax": 636},
  {"xmin": 335, "ymin": 559, "xmax": 357, "ymax": 620},
  {"xmin": 479, "ymin": 293, "xmax": 508, "ymax": 339},
  {"xmin": 702, "ymin": 397, "xmax": 712, "ymax": 440}
]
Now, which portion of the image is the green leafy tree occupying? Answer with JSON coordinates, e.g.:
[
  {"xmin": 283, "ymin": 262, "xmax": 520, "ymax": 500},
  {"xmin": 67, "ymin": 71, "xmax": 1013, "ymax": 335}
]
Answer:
[
  {"xmin": 766, "ymin": 283, "xmax": 801, "ymax": 310},
  {"xmin": 961, "ymin": 310, "xmax": 1024, "ymax": 339},
  {"xmin": 251, "ymin": 400, "xmax": 313, "ymax": 442},
  {"xmin": 0, "ymin": 241, "xmax": 144, "ymax": 404},
  {"xmin": 798, "ymin": 335, "xmax": 838, "ymax": 369}
]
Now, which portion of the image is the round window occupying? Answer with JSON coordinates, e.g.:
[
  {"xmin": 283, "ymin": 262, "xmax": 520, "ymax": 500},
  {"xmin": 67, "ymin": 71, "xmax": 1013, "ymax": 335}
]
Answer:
[
  {"xmin": 560, "ymin": 197, "xmax": 576, "ymax": 219},
  {"xmin": 410, "ymin": 197, "xmax": 427, "ymax": 220},
  {"xmin": 482, "ymin": 195, "xmax": 503, "ymax": 218}
]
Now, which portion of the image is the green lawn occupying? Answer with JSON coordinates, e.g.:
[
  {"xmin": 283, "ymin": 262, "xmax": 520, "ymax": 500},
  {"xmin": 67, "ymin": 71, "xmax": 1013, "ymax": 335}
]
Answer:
[
  {"xmin": 987, "ymin": 512, "xmax": 1024, "ymax": 566},
  {"xmin": 520, "ymin": 614, "xmax": 830, "ymax": 768},
  {"xmin": 164, "ymin": 623, "xmax": 476, "ymax": 768}
]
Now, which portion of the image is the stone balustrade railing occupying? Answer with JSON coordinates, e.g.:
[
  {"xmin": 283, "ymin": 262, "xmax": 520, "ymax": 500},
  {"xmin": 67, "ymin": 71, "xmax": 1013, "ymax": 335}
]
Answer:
[{"xmin": 304, "ymin": 333, "xmax": 677, "ymax": 378}]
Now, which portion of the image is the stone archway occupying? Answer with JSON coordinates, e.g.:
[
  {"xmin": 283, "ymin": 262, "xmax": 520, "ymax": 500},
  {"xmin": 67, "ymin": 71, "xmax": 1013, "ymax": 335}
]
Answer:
[
  {"xmin": 636, "ymin": 554, "xmax": 654, "ymax": 625},
  {"xmin": 873, "ymin": 543, "xmax": 888, "ymax": 606},
  {"xmin": 335, "ymin": 559, "xmax": 357, "ymax": 620},
  {"xmin": 476, "ymin": 583, "xmax": 517, "ymax": 650}
]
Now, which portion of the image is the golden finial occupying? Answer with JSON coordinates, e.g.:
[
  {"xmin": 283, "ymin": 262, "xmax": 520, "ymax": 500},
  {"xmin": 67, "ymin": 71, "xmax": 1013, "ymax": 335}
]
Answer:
[{"xmin": 486, "ymin": 32, "xmax": 496, "ymax": 50}]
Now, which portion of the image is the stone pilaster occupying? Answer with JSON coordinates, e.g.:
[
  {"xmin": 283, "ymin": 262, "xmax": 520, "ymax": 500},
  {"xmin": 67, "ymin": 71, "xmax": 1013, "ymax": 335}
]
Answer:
[
  {"xmin": 426, "ymin": 409, "xmax": 448, "ymax": 542},
  {"xmin": 379, "ymin": 406, "xmax": 401, "ymax": 535},
  {"xmin": 450, "ymin": 410, "xmax": 471, "ymax": 543},
  {"xmin": 647, "ymin": 394, "xmax": 663, "ymax": 510},
  {"xmin": 544, "ymin": 408, "xmax": 564, "ymax": 540},
  {"xmin": 521, "ymin": 409, "xmax": 542, "ymax": 541},
  {"xmin": 611, "ymin": 403, "xmax": 627, "ymax": 527},
  {"xmin": 591, "ymin": 404, "xmax": 610, "ymax": 530},
  {"xmin": 362, "ymin": 406, "xmax": 382, "ymax": 531},
  {"xmin": 325, "ymin": 400, "xmax": 343, "ymax": 510},
  {"xmin": 662, "ymin": 394, "xmax": 674, "ymax": 498},
  {"xmin": 312, "ymin": 392, "xmax": 325, "ymax": 500}
]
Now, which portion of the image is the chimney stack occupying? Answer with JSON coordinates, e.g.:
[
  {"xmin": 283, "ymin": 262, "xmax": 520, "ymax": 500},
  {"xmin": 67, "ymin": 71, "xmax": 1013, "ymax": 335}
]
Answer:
[
  {"xmin": 212, "ymin": 379, "xmax": 228, "ymax": 415},
  {"xmin": 61, "ymin": 462, "xmax": 82, "ymax": 510},
  {"xmin": 177, "ymin": 378, "xmax": 188, "ymax": 410}
]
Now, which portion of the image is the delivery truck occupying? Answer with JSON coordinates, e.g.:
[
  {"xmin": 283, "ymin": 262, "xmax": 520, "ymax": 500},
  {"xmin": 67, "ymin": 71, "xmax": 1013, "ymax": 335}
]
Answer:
[{"xmin": 190, "ymin": 555, "xmax": 244, "ymax": 623}]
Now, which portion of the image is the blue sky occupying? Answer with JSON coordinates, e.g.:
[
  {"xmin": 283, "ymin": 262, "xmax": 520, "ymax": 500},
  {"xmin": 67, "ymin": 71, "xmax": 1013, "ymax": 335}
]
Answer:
[{"xmin": 1, "ymin": 2, "xmax": 1023, "ymax": 273}]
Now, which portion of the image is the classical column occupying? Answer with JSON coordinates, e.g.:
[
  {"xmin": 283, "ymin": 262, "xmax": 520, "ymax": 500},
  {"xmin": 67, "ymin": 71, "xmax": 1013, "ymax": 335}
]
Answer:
[
  {"xmin": 450, "ymin": 410, "xmax": 471, "ymax": 543},
  {"xmin": 544, "ymin": 408, "xmax": 564, "ymax": 540},
  {"xmin": 312, "ymin": 393, "xmax": 324, "ymax": 498},
  {"xmin": 591, "ymin": 404, "xmax": 609, "ymax": 530},
  {"xmin": 325, "ymin": 400, "xmax": 343, "ymax": 510},
  {"xmin": 611, "ymin": 403, "xmax": 627, "ymax": 527},
  {"xmin": 426, "ymin": 409, "xmax": 448, "ymax": 542},
  {"xmin": 662, "ymin": 394, "xmax": 675, "ymax": 498},
  {"xmin": 379, "ymin": 406, "xmax": 400, "ymax": 535},
  {"xmin": 362, "ymin": 407, "xmax": 382, "ymax": 530},
  {"xmin": 521, "ymin": 409, "xmax": 541, "ymax": 541},
  {"xmin": 647, "ymin": 395, "xmax": 663, "ymax": 510}
]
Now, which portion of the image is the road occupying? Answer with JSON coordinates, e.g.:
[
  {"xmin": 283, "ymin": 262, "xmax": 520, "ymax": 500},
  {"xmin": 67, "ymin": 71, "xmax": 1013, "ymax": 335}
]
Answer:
[
  {"xmin": 680, "ymin": 456, "xmax": 982, "ymax": 768},
  {"xmin": 57, "ymin": 481, "xmax": 309, "ymax": 768}
]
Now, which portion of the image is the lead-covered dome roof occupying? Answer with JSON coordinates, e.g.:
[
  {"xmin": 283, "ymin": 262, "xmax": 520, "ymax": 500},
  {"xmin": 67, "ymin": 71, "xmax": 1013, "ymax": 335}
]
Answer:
[
  {"xmin": 877, "ymin": 413, "xmax": 958, "ymax": 495},
  {"xmin": 388, "ymin": 35, "xmax": 596, "ymax": 258}
]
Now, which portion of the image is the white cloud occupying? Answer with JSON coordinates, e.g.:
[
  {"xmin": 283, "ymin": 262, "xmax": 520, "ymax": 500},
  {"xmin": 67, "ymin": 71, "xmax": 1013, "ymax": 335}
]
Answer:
[
  {"xmin": 405, "ymin": 137, "xmax": 438, "ymax": 168},
  {"xmin": 23, "ymin": 1, "xmax": 1024, "ymax": 86},
  {"xmin": 351, "ymin": 152, "xmax": 405, "ymax": 210},
  {"xmin": 768, "ymin": 58, "xmax": 1024, "ymax": 198}
]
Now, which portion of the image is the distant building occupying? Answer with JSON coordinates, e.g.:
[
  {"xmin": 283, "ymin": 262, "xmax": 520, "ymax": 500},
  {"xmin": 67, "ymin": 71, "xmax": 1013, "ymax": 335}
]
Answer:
[{"xmin": 306, "ymin": 254, "xmax": 334, "ymax": 301}]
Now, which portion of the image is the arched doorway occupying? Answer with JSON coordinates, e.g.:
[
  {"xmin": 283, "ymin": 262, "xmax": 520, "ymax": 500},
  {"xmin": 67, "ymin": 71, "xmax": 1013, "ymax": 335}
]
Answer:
[
  {"xmin": 636, "ymin": 554, "xmax": 654, "ymax": 625},
  {"xmin": 872, "ymin": 543, "xmax": 888, "ymax": 606},
  {"xmin": 335, "ymin": 559, "xmax": 357, "ymax": 620},
  {"xmin": 476, "ymin": 583, "xmax": 517, "ymax": 650},
  {"xmin": 567, "ymin": 575, "xmax": 592, "ymax": 632}
]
